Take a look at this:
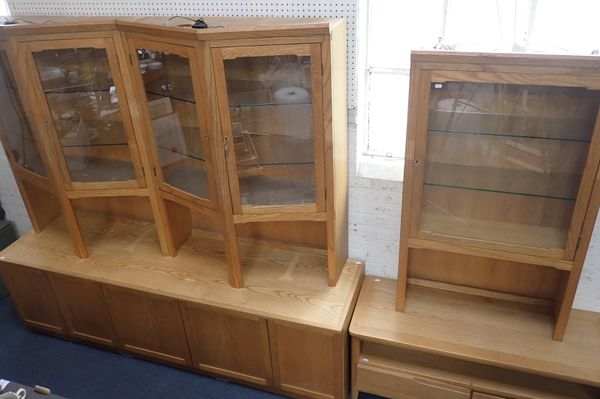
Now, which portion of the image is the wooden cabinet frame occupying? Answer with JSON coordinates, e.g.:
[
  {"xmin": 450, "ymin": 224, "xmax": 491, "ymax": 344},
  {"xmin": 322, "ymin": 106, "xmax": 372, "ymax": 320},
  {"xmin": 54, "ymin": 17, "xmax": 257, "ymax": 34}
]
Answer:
[{"xmin": 397, "ymin": 51, "xmax": 600, "ymax": 341}]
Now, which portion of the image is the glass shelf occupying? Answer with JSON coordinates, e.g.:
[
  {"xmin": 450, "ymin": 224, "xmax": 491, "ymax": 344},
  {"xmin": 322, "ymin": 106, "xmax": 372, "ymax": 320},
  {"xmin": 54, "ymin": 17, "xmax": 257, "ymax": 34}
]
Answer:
[
  {"xmin": 427, "ymin": 128, "xmax": 591, "ymax": 143},
  {"xmin": 424, "ymin": 162, "xmax": 580, "ymax": 201},
  {"xmin": 0, "ymin": 50, "xmax": 47, "ymax": 177},
  {"xmin": 419, "ymin": 210, "xmax": 568, "ymax": 251},
  {"xmin": 239, "ymin": 175, "xmax": 316, "ymax": 206},
  {"xmin": 230, "ymin": 101, "xmax": 313, "ymax": 108},
  {"xmin": 420, "ymin": 81, "xmax": 600, "ymax": 251}
]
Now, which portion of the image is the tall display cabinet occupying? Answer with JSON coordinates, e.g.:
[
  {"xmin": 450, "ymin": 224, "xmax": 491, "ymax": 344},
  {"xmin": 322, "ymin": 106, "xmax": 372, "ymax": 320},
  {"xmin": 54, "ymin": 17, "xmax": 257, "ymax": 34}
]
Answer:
[
  {"xmin": 0, "ymin": 16, "xmax": 348, "ymax": 287},
  {"xmin": 397, "ymin": 51, "xmax": 600, "ymax": 341}
]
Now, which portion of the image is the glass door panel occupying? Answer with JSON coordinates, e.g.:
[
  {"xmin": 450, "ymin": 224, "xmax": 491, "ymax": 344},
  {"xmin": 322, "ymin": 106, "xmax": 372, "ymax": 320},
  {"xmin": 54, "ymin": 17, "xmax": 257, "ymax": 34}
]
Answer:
[
  {"xmin": 419, "ymin": 82, "xmax": 600, "ymax": 251},
  {"xmin": 223, "ymin": 54, "xmax": 318, "ymax": 208},
  {"xmin": 136, "ymin": 48, "xmax": 210, "ymax": 200},
  {"xmin": 0, "ymin": 50, "xmax": 46, "ymax": 176},
  {"xmin": 33, "ymin": 47, "xmax": 136, "ymax": 183}
]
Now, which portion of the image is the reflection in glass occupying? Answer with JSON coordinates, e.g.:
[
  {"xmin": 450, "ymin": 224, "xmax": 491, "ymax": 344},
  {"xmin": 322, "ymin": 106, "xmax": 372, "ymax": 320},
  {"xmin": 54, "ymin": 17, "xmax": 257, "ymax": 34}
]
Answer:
[
  {"xmin": 420, "ymin": 82, "xmax": 600, "ymax": 250},
  {"xmin": 33, "ymin": 47, "xmax": 135, "ymax": 183},
  {"xmin": 224, "ymin": 55, "xmax": 316, "ymax": 206},
  {"xmin": 137, "ymin": 49, "xmax": 209, "ymax": 199},
  {"xmin": 0, "ymin": 50, "xmax": 46, "ymax": 176}
]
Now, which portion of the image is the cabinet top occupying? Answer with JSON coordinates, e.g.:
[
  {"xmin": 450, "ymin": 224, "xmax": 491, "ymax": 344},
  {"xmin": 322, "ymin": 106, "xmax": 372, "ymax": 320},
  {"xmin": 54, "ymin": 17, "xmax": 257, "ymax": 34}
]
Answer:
[
  {"xmin": 411, "ymin": 49, "xmax": 600, "ymax": 69},
  {"xmin": 0, "ymin": 15, "xmax": 344, "ymax": 40},
  {"xmin": 0, "ymin": 213, "xmax": 363, "ymax": 332}
]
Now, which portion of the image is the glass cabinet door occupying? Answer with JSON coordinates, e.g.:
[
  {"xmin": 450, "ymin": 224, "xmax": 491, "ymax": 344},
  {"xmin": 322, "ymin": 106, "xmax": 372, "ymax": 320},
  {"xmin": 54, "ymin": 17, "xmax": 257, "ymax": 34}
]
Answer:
[
  {"xmin": 0, "ymin": 48, "xmax": 47, "ymax": 177},
  {"xmin": 30, "ymin": 40, "xmax": 142, "ymax": 188},
  {"xmin": 214, "ymin": 44, "xmax": 325, "ymax": 213},
  {"xmin": 416, "ymin": 80, "xmax": 600, "ymax": 255},
  {"xmin": 133, "ymin": 44, "xmax": 214, "ymax": 203}
]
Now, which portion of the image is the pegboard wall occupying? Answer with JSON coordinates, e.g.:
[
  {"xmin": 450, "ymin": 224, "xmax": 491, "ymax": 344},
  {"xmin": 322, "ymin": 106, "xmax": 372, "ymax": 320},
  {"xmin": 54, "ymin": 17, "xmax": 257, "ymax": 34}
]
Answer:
[{"xmin": 6, "ymin": 0, "xmax": 358, "ymax": 107}]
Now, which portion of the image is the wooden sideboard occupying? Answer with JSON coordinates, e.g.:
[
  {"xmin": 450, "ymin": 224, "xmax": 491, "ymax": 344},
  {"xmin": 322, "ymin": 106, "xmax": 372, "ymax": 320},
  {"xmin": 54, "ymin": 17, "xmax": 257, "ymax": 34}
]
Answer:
[
  {"xmin": 0, "ymin": 214, "xmax": 364, "ymax": 399},
  {"xmin": 350, "ymin": 277, "xmax": 600, "ymax": 399}
]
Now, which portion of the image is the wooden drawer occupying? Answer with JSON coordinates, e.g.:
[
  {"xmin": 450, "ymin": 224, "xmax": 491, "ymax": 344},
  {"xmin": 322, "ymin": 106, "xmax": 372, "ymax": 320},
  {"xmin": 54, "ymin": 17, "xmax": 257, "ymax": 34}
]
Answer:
[{"xmin": 356, "ymin": 362, "xmax": 470, "ymax": 399}]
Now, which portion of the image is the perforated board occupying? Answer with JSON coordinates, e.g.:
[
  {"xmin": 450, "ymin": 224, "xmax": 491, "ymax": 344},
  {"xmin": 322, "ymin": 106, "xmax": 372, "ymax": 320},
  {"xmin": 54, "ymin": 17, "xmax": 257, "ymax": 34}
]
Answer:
[{"xmin": 6, "ymin": 0, "xmax": 357, "ymax": 107}]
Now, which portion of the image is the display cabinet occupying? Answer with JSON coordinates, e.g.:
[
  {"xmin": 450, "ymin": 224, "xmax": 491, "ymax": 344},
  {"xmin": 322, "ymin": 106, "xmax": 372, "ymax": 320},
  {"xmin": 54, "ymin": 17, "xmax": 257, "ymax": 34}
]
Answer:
[
  {"xmin": 0, "ymin": 16, "xmax": 348, "ymax": 288},
  {"xmin": 24, "ymin": 38, "xmax": 145, "ymax": 190},
  {"xmin": 398, "ymin": 51, "xmax": 600, "ymax": 341},
  {"xmin": 0, "ymin": 39, "xmax": 62, "ymax": 234}
]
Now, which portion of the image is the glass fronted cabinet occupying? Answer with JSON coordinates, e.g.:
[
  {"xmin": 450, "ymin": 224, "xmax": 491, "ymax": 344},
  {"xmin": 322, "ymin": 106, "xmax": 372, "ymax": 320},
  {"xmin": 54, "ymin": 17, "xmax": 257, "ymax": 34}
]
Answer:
[
  {"xmin": 0, "ymin": 45, "xmax": 47, "ymax": 178},
  {"xmin": 129, "ymin": 40, "xmax": 217, "ymax": 207},
  {"xmin": 212, "ymin": 44, "xmax": 326, "ymax": 214},
  {"xmin": 24, "ymin": 38, "xmax": 144, "ymax": 190},
  {"xmin": 411, "ymin": 79, "xmax": 600, "ymax": 259},
  {"xmin": 398, "ymin": 51, "xmax": 600, "ymax": 341}
]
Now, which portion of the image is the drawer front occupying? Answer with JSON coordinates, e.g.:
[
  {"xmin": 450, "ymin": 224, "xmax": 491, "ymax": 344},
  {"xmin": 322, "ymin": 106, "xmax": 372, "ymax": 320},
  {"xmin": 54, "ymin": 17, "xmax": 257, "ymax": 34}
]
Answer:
[{"xmin": 356, "ymin": 363, "xmax": 471, "ymax": 399}]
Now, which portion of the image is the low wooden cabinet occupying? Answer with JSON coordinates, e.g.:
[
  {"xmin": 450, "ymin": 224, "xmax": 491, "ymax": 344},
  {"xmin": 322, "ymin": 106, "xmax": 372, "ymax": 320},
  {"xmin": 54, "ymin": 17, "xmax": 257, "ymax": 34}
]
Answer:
[
  {"xmin": 351, "ymin": 277, "xmax": 600, "ymax": 399},
  {"xmin": 181, "ymin": 303, "xmax": 272, "ymax": 386},
  {"xmin": 0, "ymin": 217, "xmax": 363, "ymax": 399}
]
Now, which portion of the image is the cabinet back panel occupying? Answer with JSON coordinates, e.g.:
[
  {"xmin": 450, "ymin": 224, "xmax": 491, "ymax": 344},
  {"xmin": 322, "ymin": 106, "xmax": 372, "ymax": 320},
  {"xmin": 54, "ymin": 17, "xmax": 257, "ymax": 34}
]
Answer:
[{"xmin": 408, "ymin": 247, "xmax": 562, "ymax": 299}]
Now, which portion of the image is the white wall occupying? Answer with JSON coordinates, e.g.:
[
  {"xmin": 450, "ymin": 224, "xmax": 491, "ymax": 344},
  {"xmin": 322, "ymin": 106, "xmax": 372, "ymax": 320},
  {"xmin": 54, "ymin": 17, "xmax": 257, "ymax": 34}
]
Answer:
[{"xmin": 2, "ymin": 0, "xmax": 599, "ymax": 312}]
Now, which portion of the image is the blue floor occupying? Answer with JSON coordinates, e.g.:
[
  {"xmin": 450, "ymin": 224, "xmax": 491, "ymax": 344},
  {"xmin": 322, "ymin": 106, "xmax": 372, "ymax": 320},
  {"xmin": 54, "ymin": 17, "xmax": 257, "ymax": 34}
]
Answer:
[{"xmin": 0, "ymin": 295, "xmax": 383, "ymax": 399}]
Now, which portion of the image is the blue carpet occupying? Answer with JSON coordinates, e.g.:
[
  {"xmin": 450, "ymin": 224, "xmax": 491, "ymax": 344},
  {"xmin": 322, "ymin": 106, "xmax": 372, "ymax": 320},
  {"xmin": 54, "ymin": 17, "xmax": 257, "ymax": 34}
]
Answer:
[{"xmin": 0, "ymin": 296, "xmax": 384, "ymax": 399}]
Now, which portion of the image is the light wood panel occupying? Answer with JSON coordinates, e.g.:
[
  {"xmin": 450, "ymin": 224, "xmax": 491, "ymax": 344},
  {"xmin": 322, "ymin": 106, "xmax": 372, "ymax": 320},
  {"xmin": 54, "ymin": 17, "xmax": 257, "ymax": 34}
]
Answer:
[
  {"xmin": 0, "ymin": 262, "xmax": 65, "ymax": 333},
  {"xmin": 408, "ymin": 248, "xmax": 562, "ymax": 299},
  {"xmin": 269, "ymin": 321, "xmax": 338, "ymax": 399},
  {"xmin": 103, "ymin": 285, "xmax": 191, "ymax": 366},
  {"xmin": 181, "ymin": 303, "xmax": 272, "ymax": 386},
  {"xmin": 49, "ymin": 273, "xmax": 117, "ymax": 346}
]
